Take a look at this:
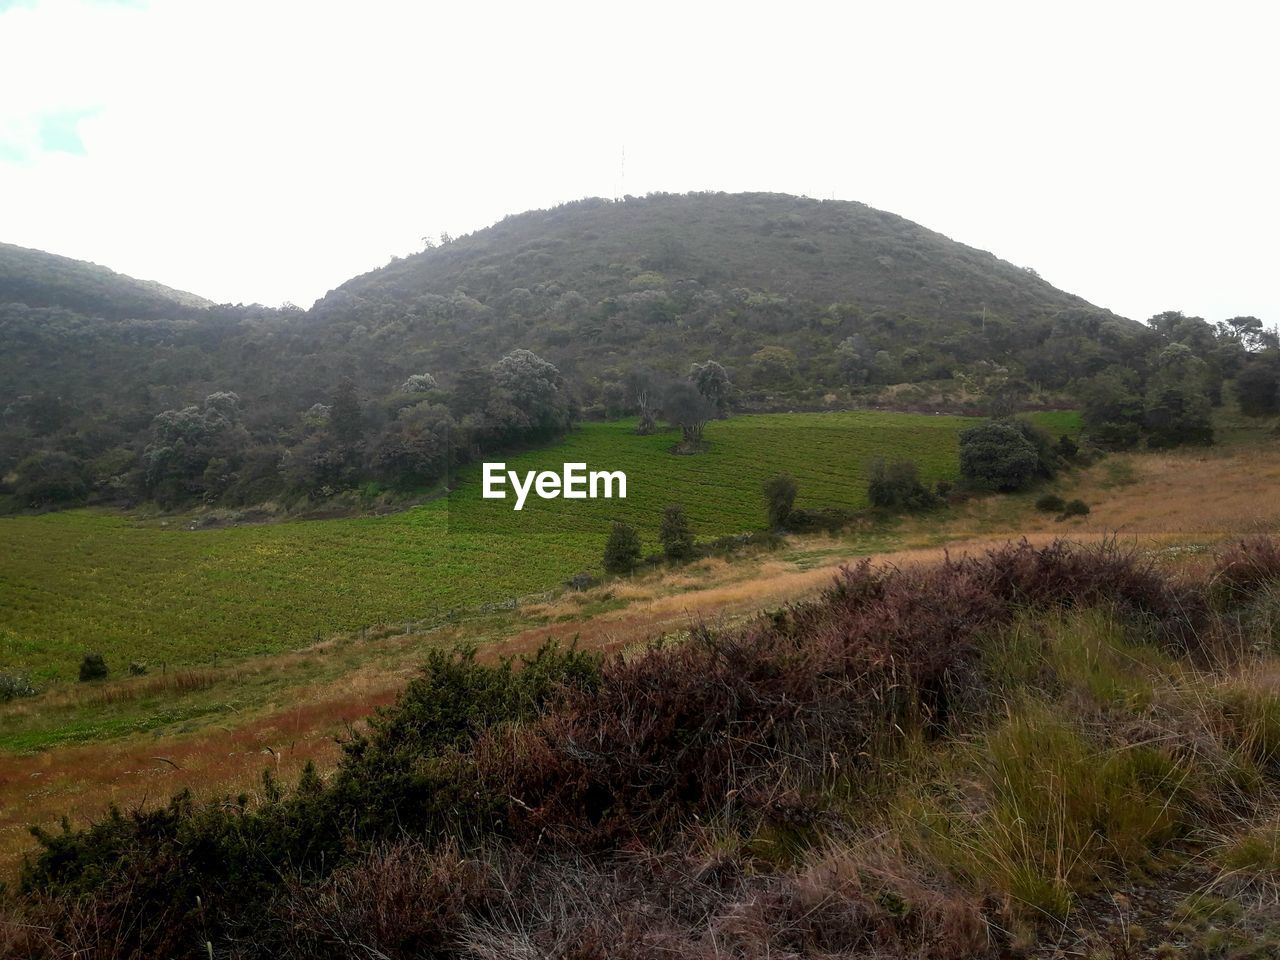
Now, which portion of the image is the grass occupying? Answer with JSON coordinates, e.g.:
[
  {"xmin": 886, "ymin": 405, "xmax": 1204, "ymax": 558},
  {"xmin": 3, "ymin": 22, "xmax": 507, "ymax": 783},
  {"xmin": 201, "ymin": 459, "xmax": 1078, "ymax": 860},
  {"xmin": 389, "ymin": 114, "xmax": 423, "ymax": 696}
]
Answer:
[{"xmin": 0, "ymin": 410, "xmax": 1076, "ymax": 683}]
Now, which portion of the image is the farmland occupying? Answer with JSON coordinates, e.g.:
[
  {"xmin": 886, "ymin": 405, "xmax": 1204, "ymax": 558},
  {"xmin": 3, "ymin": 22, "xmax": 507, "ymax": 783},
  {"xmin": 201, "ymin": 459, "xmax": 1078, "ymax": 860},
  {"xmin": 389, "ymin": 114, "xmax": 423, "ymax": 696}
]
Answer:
[{"xmin": 0, "ymin": 410, "xmax": 1078, "ymax": 684}]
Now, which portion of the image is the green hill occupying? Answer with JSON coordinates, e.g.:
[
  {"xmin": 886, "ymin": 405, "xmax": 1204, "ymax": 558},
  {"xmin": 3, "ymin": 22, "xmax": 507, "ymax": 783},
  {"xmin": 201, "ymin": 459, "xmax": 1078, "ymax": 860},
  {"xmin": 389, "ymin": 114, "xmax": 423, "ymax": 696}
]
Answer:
[
  {"xmin": 0, "ymin": 242, "xmax": 211, "ymax": 320},
  {"xmin": 1, "ymin": 192, "xmax": 1160, "ymax": 511},
  {"xmin": 313, "ymin": 192, "xmax": 1138, "ymax": 389}
]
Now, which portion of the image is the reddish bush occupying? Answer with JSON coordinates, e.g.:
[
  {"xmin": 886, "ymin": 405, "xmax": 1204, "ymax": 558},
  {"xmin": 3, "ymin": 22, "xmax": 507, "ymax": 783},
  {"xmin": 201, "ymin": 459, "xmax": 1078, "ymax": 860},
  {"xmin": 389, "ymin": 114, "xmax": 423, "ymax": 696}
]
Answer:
[{"xmin": 1211, "ymin": 537, "xmax": 1280, "ymax": 605}]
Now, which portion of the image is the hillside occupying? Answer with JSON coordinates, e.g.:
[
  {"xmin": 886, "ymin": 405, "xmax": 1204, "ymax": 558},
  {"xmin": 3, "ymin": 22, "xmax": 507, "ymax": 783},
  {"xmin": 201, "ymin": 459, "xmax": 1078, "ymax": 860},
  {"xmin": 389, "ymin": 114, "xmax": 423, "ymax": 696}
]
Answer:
[
  {"xmin": 2, "ymin": 192, "xmax": 1225, "ymax": 514},
  {"xmin": 312, "ymin": 192, "xmax": 1141, "ymax": 389},
  {"xmin": 0, "ymin": 241, "xmax": 212, "ymax": 320}
]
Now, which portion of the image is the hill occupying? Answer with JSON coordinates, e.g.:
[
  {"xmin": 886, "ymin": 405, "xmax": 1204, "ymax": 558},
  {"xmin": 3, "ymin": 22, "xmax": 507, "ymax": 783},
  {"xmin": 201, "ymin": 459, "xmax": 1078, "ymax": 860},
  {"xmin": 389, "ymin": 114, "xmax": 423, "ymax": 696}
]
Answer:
[
  {"xmin": 0, "ymin": 241, "xmax": 212, "ymax": 320},
  {"xmin": 5, "ymin": 191, "xmax": 1244, "ymax": 514},
  {"xmin": 312, "ymin": 192, "xmax": 1140, "ymax": 391}
]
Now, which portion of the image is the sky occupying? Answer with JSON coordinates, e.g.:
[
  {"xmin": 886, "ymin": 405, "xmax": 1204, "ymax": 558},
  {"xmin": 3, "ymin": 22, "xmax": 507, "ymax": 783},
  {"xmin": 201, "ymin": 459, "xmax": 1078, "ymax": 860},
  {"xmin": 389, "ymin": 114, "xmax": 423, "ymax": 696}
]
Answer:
[{"xmin": 1, "ymin": 0, "xmax": 1277, "ymax": 323}]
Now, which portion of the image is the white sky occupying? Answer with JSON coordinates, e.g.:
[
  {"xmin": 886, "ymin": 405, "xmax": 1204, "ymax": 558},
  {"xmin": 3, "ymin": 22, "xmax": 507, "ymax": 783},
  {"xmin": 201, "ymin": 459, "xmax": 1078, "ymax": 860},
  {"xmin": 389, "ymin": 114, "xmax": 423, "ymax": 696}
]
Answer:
[{"xmin": 1, "ymin": 0, "xmax": 1277, "ymax": 323}]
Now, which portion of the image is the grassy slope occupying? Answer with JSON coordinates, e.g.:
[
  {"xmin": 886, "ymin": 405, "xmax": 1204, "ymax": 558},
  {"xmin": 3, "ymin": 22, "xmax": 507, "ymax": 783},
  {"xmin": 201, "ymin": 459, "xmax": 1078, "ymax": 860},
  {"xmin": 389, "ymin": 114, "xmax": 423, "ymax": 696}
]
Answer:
[{"xmin": 3, "ymin": 411, "xmax": 1076, "ymax": 682}]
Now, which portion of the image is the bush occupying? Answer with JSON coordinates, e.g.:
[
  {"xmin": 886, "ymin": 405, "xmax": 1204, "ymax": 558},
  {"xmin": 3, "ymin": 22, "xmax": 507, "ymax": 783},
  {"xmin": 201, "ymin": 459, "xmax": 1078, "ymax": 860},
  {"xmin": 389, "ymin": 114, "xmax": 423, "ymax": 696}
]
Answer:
[
  {"xmin": 1059, "ymin": 499, "xmax": 1090, "ymax": 519},
  {"xmin": 762, "ymin": 474, "xmax": 798, "ymax": 529},
  {"xmin": 0, "ymin": 672, "xmax": 36, "ymax": 702},
  {"xmin": 659, "ymin": 504, "xmax": 695, "ymax": 561},
  {"xmin": 958, "ymin": 420, "xmax": 1040, "ymax": 492},
  {"xmin": 1055, "ymin": 434, "xmax": 1079, "ymax": 461},
  {"xmin": 78, "ymin": 653, "xmax": 109, "ymax": 683},
  {"xmin": 128, "ymin": 661, "xmax": 148, "ymax": 677},
  {"xmin": 867, "ymin": 458, "xmax": 938, "ymax": 512},
  {"xmin": 603, "ymin": 521, "xmax": 642, "ymax": 574},
  {"xmin": 1035, "ymin": 494, "xmax": 1066, "ymax": 513},
  {"xmin": 1210, "ymin": 537, "xmax": 1280, "ymax": 606}
]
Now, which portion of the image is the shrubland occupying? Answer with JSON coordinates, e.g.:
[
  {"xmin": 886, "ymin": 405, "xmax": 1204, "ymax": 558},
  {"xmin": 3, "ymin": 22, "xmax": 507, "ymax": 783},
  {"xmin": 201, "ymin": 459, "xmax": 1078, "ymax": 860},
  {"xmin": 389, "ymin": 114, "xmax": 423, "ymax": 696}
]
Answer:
[{"xmin": 7, "ymin": 537, "xmax": 1280, "ymax": 957}]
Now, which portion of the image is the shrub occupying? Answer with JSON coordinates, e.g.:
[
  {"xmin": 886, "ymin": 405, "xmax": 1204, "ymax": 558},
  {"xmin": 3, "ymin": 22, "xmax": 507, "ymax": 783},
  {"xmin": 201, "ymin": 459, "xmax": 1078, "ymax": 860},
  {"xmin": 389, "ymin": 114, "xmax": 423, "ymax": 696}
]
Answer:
[
  {"xmin": 762, "ymin": 474, "xmax": 797, "ymax": 529},
  {"xmin": 1035, "ymin": 493, "xmax": 1066, "ymax": 513},
  {"xmin": 602, "ymin": 521, "xmax": 642, "ymax": 574},
  {"xmin": 958, "ymin": 420, "xmax": 1040, "ymax": 491},
  {"xmin": 128, "ymin": 661, "xmax": 148, "ymax": 677},
  {"xmin": 659, "ymin": 504, "xmax": 695, "ymax": 561},
  {"xmin": 867, "ymin": 458, "xmax": 937, "ymax": 512},
  {"xmin": 1055, "ymin": 434, "xmax": 1079, "ymax": 460},
  {"xmin": 78, "ymin": 653, "xmax": 108, "ymax": 683},
  {"xmin": 1210, "ymin": 537, "xmax": 1280, "ymax": 606},
  {"xmin": 1059, "ymin": 499, "xmax": 1090, "ymax": 519},
  {"xmin": 0, "ymin": 672, "xmax": 36, "ymax": 702}
]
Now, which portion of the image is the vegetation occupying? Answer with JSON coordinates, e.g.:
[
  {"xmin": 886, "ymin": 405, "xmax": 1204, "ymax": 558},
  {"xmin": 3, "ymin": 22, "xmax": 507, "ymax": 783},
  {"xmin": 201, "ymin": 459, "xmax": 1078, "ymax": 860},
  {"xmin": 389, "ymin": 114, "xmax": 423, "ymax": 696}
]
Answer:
[
  {"xmin": 7, "ymin": 539, "xmax": 1280, "ymax": 957},
  {"xmin": 2, "ymin": 410, "xmax": 1079, "ymax": 683},
  {"xmin": 8, "ymin": 193, "xmax": 1265, "ymax": 515},
  {"xmin": 601, "ymin": 521, "xmax": 641, "ymax": 574}
]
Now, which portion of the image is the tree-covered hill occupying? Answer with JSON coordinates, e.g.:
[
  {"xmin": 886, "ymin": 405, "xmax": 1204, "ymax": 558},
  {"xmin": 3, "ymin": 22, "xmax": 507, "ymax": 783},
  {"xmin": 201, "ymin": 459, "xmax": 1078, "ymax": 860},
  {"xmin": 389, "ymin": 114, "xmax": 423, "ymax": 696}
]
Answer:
[
  {"xmin": 0, "ymin": 242, "xmax": 212, "ymax": 321},
  {"xmin": 2, "ymin": 192, "xmax": 1268, "ymax": 512},
  {"xmin": 312, "ymin": 192, "xmax": 1140, "ymax": 389}
]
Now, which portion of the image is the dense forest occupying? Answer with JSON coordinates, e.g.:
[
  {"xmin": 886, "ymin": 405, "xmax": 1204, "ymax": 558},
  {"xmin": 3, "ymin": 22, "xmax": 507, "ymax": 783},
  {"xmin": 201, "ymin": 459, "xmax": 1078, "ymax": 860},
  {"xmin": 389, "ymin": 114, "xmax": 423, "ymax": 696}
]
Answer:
[{"xmin": 1, "ymin": 192, "xmax": 1275, "ymax": 511}]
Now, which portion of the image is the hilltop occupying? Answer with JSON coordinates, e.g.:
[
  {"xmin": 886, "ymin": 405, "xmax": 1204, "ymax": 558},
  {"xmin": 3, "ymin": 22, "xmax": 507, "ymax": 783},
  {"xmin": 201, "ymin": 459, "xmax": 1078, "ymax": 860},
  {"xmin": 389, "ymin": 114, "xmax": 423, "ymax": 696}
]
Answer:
[
  {"xmin": 0, "ymin": 241, "xmax": 211, "ymax": 320},
  {"xmin": 312, "ymin": 192, "xmax": 1140, "ymax": 389}
]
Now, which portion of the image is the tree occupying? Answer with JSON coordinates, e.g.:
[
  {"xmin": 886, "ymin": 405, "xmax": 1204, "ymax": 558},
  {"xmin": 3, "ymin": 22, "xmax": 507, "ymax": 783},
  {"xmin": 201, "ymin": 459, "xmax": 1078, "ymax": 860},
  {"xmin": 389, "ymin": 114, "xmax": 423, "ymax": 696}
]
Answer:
[
  {"xmin": 330, "ymin": 377, "xmax": 365, "ymax": 451},
  {"xmin": 659, "ymin": 504, "xmax": 695, "ymax": 560},
  {"xmin": 142, "ymin": 392, "xmax": 250, "ymax": 503},
  {"xmin": 1144, "ymin": 344, "xmax": 1214, "ymax": 448},
  {"xmin": 488, "ymin": 349, "xmax": 573, "ymax": 443},
  {"xmin": 624, "ymin": 367, "xmax": 659, "ymax": 435},
  {"xmin": 370, "ymin": 402, "xmax": 456, "ymax": 487},
  {"xmin": 750, "ymin": 345, "xmax": 798, "ymax": 387},
  {"xmin": 14, "ymin": 450, "xmax": 87, "ymax": 507},
  {"xmin": 1081, "ymin": 367, "xmax": 1145, "ymax": 450},
  {"xmin": 762, "ymin": 474, "xmax": 798, "ymax": 529},
  {"xmin": 689, "ymin": 360, "xmax": 732, "ymax": 417},
  {"xmin": 1236, "ymin": 359, "xmax": 1280, "ymax": 417},
  {"xmin": 603, "ymin": 521, "xmax": 641, "ymax": 574},
  {"xmin": 959, "ymin": 420, "xmax": 1040, "ymax": 491},
  {"xmin": 399, "ymin": 373, "xmax": 438, "ymax": 394},
  {"xmin": 835, "ymin": 335, "xmax": 871, "ymax": 387},
  {"xmin": 663, "ymin": 381, "xmax": 716, "ymax": 448},
  {"xmin": 867, "ymin": 458, "xmax": 936, "ymax": 511}
]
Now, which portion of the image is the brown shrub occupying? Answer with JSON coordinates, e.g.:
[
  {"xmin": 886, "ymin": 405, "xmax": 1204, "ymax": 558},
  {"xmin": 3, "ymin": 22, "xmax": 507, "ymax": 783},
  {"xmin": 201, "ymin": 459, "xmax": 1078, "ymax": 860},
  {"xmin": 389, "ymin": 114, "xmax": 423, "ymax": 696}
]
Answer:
[
  {"xmin": 1211, "ymin": 536, "xmax": 1280, "ymax": 606},
  {"xmin": 266, "ymin": 840, "xmax": 493, "ymax": 960}
]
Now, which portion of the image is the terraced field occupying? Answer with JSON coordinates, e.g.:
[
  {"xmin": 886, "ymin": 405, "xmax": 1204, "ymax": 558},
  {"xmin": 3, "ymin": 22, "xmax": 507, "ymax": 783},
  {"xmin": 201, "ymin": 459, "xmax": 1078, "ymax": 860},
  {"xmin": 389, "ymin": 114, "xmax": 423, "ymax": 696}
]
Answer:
[{"xmin": 0, "ymin": 411, "xmax": 1079, "ymax": 682}]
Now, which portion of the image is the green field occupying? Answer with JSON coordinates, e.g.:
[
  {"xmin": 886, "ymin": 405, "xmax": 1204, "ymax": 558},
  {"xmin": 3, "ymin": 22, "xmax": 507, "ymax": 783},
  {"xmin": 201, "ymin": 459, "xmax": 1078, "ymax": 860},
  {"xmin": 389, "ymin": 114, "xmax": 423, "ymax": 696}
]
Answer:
[{"xmin": 0, "ymin": 411, "xmax": 1079, "ymax": 682}]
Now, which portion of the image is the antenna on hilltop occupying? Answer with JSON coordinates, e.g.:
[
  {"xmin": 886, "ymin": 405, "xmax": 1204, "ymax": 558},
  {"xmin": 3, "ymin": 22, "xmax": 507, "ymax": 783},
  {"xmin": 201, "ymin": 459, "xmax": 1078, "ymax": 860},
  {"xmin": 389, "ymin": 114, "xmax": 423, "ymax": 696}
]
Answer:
[{"xmin": 619, "ymin": 144, "xmax": 626, "ymax": 199}]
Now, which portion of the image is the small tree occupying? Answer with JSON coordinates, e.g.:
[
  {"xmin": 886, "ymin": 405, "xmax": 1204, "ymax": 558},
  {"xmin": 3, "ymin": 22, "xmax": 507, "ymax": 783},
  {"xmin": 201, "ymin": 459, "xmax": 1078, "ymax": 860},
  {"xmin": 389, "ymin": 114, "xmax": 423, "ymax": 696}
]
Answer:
[
  {"xmin": 659, "ymin": 504, "xmax": 695, "ymax": 560},
  {"xmin": 79, "ymin": 653, "xmax": 109, "ymax": 683},
  {"xmin": 603, "ymin": 521, "xmax": 642, "ymax": 574},
  {"xmin": 867, "ymin": 458, "xmax": 936, "ymax": 511},
  {"xmin": 689, "ymin": 360, "xmax": 732, "ymax": 417},
  {"xmin": 762, "ymin": 474, "xmax": 798, "ymax": 529},
  {"xmin": 959, "ymin": 420, "xmax": 1040, "ymax": 491},
  {"xmin": 663, "ymin": 381, "xmax": 716, "ymax": 448},
  {"xmin": 1236, "ymin": 360, "xmax": 1280, "ymax": 417}
]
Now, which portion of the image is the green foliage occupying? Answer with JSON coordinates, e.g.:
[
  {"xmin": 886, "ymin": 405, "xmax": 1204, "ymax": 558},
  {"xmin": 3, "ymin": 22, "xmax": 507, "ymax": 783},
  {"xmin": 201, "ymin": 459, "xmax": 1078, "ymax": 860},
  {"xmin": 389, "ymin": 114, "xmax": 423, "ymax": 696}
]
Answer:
[
  {"xmin": 658, "ymin": 504, "xmax": 695, "ymax": 560},
  {"xmin": 1237, "ymin": 358, "xmax": 1280, "ymax": 417},
  {"xmin": 1145, "ymin": 344, "xmax": 1214, "ymax": 448},
  {"xmin": 0, "ymin": 671, "xmax": 36, "ymax": 701},
  {"xmin": 603, "ymin": 521, "xmax": 641, "ymax": 574},
  {"xmin": 866, "ymin": 458, "xmax": 937, "ymax": 511},
  {"xmin": 1035, "ymin": 493, "xmax": 1066, "ymax": 513},
  {"xmin": 1081, "ymin": 366, "xmax": 1145, "ymax": 450},
  {"xmin": 0, "ymin": 411, "xmax": 1074, "ymax": 682},
  {"xmin": 958, "ymin": 420, "xmax": 1040, "ymax": 491},
  {"xmin": 762, "ymin": 473, "xmax": 797, "ymax": 529},
  {"xmin": 13, "ymin": 450, "xmax": 87, "ymax": 507},
  {"xmin": 77, "ymin": 653, "xmax": 108, "ymax": 683},
  {"xmin": 1060, "ymin": 499, "xmax": 1089, "ymax": 518}
]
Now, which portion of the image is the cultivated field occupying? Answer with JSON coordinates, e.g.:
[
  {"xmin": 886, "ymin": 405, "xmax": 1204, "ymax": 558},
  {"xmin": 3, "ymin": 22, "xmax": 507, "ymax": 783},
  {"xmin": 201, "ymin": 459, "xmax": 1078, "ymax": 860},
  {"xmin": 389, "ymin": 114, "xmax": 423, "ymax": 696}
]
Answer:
[{"xmin": 0, "ymin": 410, "xmax": 1078, "ymax": 684}]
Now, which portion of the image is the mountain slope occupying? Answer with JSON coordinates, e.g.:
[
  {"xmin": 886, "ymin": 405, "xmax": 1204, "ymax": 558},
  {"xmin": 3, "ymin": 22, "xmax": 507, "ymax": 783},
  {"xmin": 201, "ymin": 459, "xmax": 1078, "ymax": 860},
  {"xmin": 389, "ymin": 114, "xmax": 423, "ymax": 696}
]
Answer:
[
  {"xmin": 0, "ymin": 242, "xmax": 212, "ymax": 321},
  {"xmin": 310, "ymin": 192, "xmax": 1137, "ymax": 388}
]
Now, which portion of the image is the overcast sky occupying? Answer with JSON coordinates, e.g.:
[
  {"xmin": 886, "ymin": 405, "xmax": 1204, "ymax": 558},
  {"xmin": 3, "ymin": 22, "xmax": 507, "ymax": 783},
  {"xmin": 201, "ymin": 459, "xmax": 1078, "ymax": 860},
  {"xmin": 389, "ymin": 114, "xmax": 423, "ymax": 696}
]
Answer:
[{"xmin": 1, "ymin": 0, "xmax": 1276, "ymax": 323}]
